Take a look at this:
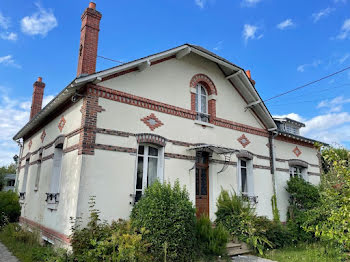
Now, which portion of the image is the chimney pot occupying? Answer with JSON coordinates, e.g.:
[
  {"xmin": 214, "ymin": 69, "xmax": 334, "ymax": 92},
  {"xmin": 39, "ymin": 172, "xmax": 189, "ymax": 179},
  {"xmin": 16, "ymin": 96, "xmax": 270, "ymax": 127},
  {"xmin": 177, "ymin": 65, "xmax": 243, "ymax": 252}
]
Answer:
[
  {"xmin": 37, "ymin": 77, "xmax": 42, "ymax": 82},
  {"xmin": 246, "ymin": 70, "xmax": 251, "ymax": 79},
  {"xmin": 89, "ymin": 2, "xmax": 96, "ymax": 9}
]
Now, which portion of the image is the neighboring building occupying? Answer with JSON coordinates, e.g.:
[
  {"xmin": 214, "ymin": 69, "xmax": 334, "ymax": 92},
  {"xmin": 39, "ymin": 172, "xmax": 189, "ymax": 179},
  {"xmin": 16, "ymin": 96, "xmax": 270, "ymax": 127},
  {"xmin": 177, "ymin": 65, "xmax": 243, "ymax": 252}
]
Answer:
[
  {"xmin": 13, "ymin": 2, "xmax": 324, "ymax": 247},
  {"xmin": 1, "ymin": 174, "xmax": 16, "ymax": 192}
]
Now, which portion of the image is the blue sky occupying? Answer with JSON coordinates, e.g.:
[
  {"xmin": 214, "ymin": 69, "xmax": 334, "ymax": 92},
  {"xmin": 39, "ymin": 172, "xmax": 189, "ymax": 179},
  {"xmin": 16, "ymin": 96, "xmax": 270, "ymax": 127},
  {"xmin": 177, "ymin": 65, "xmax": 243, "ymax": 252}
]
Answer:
[{"xmin": 1, "ymin": 0, "xmax": 350, "ymax": 165}]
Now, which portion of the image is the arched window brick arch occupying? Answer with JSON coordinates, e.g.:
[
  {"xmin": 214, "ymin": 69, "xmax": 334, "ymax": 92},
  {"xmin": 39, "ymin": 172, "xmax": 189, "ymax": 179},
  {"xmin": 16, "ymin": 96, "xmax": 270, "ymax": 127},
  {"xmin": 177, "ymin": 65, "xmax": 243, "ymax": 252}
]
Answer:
[{"xmin": 190, "ymin": 74, "xmax": 217, "ymax": 124}]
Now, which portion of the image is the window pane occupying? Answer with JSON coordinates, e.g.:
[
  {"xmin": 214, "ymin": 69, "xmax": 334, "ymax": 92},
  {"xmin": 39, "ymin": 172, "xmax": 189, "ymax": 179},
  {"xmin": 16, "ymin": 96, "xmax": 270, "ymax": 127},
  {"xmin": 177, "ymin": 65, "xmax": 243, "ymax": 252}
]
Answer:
[
  {"xmin": 201, "ymin": 86, "xmax": 206, "ymax": 95},
  {"xmin": 147, "ymin": 157, "xmax": 158, "ymax": 187},
  {"xmin": 196, "ymin": 169, "xmax": 199, "ymax": 196},
  {"xmin": 136, "ymin": 157, "xmax": 143, "ymax": 190},
  {"xmin": 241, "ymin": 160, "xmax": 247, "ymax": 167},
  {"xmin": 241, "ymin": 168, "xmax": 247, "ymax": 193},
  {"xmin": 148, "ymin": 146, "xmax": 158, "ymax": 157},
  {"xmin": 138, "ymin": 146, "xmax": 144, "ymax": 155},
  {"xmin": 135, "ymin": 190, "xmax": 142, "ymax": 202},
  {"xmin": 201, "ymin": 95, "xmax": 207, "ymax": 114},
  {"xmin": 201, "ymin": 169, "xmax": 207, "ymax": 195}
]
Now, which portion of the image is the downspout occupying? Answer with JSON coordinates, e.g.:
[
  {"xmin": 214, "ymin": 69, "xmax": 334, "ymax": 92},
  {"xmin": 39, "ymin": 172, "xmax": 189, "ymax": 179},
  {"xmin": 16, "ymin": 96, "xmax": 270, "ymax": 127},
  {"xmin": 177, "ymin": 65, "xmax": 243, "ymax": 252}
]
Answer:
[
  {"xmin": 269, "ymin": 131, "xmax": 278, "ymax": 195},
  {"xmin": 15, "ymin": 139, "xmax": 23, "ymax": 193}
]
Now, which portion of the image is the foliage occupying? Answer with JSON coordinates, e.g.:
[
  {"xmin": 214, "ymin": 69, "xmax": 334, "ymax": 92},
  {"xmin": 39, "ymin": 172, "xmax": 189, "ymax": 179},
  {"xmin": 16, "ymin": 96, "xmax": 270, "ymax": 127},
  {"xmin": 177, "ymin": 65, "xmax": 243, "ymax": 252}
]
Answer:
[
  {"xmin": 0, "ymin": 191, "xmax": 21, "ymax": 227},
  {"xmin": 215, "ymin": 190, "xmax": 273, "ymax": 255},
  {"xmin": 71, "ymin": 196, "xmax": 152, "ymax": 262},
  {"xmin": 262, "ymin": 242, "xmax": 346, "ymax": 262},
  {"xmin": 195, "ymin": 215, "xmax": 229, "ymax": 256},
  {"xmin": 304, "ymin": 146, "xmax": 350, "ymax": 251},
  {"xmin": 131, "ymin": 181, "xmax": 196, "ymax": 262},
  {"xmin": 0, "ymin": 163, "xmax": 16, "ymax": 190},
  {"xmin": 271, "ymin": 194, "xmax": 280, "ymax": 222},
  {"xmin": 285, "ymin": 177, "xmax": 320, "ymax": 243}
]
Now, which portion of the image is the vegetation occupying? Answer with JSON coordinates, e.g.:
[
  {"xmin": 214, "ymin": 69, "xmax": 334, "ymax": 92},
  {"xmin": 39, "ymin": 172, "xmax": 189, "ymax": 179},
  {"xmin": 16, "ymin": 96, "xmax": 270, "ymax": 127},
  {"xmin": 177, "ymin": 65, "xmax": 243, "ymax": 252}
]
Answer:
[
  {"xmin": 131, "ymin": 181, "xmax": 197, "ymax": 262},
  {"xmin": 285, "ymin": 176, "xmax": 320, "ymax": 243},
  {"xmin": 195, "ymin": 215, "xmax": 229, "ymax": 256},
  {"xmin": 0, "ymin": 163, "xmax": 16, "ymax": 191},
  {"xmin": 0, "ymin": 191, "xmax": 21, "ymax": 227},
  {"xmin": 304, "ymin": 146, "xmax": 350, "ymax": 252}
]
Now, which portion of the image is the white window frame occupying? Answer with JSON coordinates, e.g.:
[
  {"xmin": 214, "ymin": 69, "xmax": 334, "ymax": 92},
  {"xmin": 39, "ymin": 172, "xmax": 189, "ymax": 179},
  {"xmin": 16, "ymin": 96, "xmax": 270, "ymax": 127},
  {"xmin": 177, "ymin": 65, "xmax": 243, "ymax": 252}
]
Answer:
[
  {"xmin": 134, "ymin": 144, "xmax": 164, "ymax": 201},
  {"xmin": 237, "ymin": 158, "xmax": 254, "ymax": 196},
  {"xmin": 289, "ymin": 166, "xmax": 308, "ymax": 181},
  {"xmin": 50, "ymin": 144, "xmax": 63, "ymax": 194},
  {"xmin": 195, "ymin": 83, "xmax": 209, "ymax": 122}
]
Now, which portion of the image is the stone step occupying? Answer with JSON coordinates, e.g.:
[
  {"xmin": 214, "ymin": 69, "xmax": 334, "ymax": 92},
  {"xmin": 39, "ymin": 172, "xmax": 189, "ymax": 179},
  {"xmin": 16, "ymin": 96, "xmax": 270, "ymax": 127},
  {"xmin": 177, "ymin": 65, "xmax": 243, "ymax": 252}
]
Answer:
[
  {"xmin": 228, "ymin": 248, "xmax": 252, "ymax": 256},
  {"xmin": 226, "ymin": 242, "xmax": 242, "ymax": 248}
]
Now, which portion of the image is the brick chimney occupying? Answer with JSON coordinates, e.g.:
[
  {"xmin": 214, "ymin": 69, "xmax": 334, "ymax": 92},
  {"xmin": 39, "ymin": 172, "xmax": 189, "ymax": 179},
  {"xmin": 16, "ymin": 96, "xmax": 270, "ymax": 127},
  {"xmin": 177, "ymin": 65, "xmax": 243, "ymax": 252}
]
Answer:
[
  {"xmin": 77, "ymin": 2, "xmax": 102, "ymax": 77},
  {"xmin": 30, "ymin": 77, "xmax": 46, "ymax": 120},
  {"xmin": 246, "ymin": 70, "xmax": 256, "ymax": 86}
]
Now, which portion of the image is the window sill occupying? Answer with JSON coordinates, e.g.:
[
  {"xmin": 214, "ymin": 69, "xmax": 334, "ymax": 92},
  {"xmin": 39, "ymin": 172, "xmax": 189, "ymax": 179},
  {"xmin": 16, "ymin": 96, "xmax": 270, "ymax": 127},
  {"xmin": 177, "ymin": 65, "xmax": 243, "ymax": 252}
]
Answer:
[{"xmin": 194, "ymin": 120, "xmax": 214, "ymax": 128}]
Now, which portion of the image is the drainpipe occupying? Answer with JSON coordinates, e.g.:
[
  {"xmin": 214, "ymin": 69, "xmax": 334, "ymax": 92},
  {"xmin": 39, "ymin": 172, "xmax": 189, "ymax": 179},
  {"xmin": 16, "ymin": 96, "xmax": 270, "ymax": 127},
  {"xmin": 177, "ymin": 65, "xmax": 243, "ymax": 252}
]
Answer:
[
  {"xmin": 15, "ymin": 139, "xmax": 23, "ymax": 193},
  {"xmin": 269, "ymin": 131, "xmax": 278, "ymax": 195}
]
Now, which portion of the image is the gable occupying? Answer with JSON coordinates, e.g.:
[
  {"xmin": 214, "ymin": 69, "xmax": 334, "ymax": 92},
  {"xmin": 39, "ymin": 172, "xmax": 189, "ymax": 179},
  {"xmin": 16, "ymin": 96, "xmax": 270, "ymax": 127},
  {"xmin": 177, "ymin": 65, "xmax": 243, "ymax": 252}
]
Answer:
[{"xmin": 99, "ymin": 53, "xmax": 266, "ymax": 129}]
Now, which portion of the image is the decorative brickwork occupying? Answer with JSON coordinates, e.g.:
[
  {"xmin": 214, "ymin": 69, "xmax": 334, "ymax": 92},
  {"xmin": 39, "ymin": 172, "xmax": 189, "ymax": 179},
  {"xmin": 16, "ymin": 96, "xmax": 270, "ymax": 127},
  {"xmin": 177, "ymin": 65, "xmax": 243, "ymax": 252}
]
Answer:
[
  {"xmin": 58, "ymin": 116, "xmax": 66, "ymax": 132},
  {"xmin": 40, "ymin": 130, "xmax": 46, "ymax": 143},
  {"xmin": 237, "ymin": 134, "xmax": 250, "ymax": 148},
  {"xmin": 136, "ymin": 133, "xmax": 167, "ymax": 146},
  {"xmin": 28, "ymin": 140, "xmax": 32, "ymax": 150},
  {"xmin": 293, "ymin": 146, "xmax": 302, "ymax": 157},
  {"xmin": 276, "ymin": 135, "xmax": 314, "ymax": 148},
  {"xmin": 190, "ymin": 74, "xmax": 217, "ymax": 95},
  {"xmin": 141, "ymin": 113, "xmax": 163, "ymax": 131}
]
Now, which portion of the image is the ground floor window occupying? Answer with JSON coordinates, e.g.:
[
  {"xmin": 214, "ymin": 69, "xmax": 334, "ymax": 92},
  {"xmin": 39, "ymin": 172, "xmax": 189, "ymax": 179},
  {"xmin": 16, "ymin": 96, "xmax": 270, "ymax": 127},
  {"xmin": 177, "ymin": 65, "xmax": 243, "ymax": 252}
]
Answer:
[
  {"xmin": 135, "ymin": 144, "xmax": 164, "ymax": 202},
  {"xmin": 289, "ymin": 166, "xmax": 303, "ymax": 179},
  {"xmin": 237, "ymin": 158, "xmax": 254, "ymax": 196}
]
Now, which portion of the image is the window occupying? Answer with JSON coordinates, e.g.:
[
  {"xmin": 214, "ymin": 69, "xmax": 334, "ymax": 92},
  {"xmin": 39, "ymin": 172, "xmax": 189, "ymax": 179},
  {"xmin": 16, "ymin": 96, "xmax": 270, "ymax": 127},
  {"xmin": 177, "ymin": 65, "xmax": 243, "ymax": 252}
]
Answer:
[
  {"xmin": 20, "ymin": 159, "xmax": 30, "ymax": 200},
  {"xmin": 50, "ymin": 144, "xmax": 63, "ymax": 194},
  {"xmin": 195, "ymin": 83, "xmax": 209, "ymax": 122},
  {"xmin": 34, "ymin": 152, "xmax": 42, "ymax": 191},
  {"xmin": 7, "ymin": 180, "xmax": 15, "ymax": 187},
  {"xmin": 135, "ymin": 144, "xmax": 164, "ymax": 202},
  {"xmin": 237, "ymin": 158, "xmax": 254, "ymax": 196},
  {"xmin": 289, "ymin": 166, "xmax": 303, "ymax": 179}
]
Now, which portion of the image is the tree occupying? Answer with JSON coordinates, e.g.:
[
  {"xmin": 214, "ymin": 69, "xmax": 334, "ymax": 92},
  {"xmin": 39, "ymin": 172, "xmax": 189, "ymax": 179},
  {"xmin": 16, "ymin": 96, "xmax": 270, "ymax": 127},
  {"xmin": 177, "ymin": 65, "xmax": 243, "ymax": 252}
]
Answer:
[{"xmin": 0, "ymin": 163, "xmax": 16, "ymax": 191}]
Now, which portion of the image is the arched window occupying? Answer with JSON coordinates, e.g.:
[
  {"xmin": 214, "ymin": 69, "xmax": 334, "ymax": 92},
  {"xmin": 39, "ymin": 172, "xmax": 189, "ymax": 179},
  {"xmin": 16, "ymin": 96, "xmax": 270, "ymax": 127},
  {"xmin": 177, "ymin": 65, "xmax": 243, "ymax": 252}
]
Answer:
[
  {"xmin": 135, "ymin": 144, "xmax": 164, "ymax": 202},
  {"xmin": 196, "ymin": 83, "xmax": 209, "ymax": 122}
]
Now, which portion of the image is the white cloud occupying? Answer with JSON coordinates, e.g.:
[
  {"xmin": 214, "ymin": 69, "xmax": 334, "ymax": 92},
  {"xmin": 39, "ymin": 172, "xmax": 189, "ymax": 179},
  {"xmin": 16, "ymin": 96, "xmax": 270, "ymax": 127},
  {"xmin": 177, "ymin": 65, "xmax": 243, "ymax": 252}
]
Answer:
[
  {"xmin": 297, "ymin": 59, "xmax": 322, "ymax": 72},
  {"xmin": 0, "ymin": 12, "xmax": 10, "ymax": 30},
  {"xmin": 195, "ymin": 0, "xmax": 206, "ymax": 8},
  {"xmin": 0, "ymin": 86, "xmax": 55, "ymax": 165},
  {"xmin": 338, "ymin": 53, "xmax": 350, "ymax": 64},
  {"xmin": 241, "ymin": 0, "xmax": 261, "ymax": 7},
  {"xmin": 276, "ymin": 19, "xmax": 294, "ymax": 30},
  {"xmin": 336, "ymin": 19, "xmax": 350, "ymax": 40},
  {"xmin": 1, "ymin": 32, "xmax": 17, "ymax": 41},
  {"xmin": 317, "ymin": 96, "xmax": 350, "ymax": 112},
  {"xmin": 312, "ymin": 7, "xmax": 335, "ymax": 23},
  {"xmin": 21, "ymin": 4, "xmax": 58, "ymax": 36},
  {"xmin": 0, "ymin": 55, "xmax": 21, "ymax": 68},
  {"xmin": 213, "ymin": 41, "xmax": 223, "ymax": 51},
  {"xmin": 242, "ymin": 24, "xmax": 262, "ymax": 43}
]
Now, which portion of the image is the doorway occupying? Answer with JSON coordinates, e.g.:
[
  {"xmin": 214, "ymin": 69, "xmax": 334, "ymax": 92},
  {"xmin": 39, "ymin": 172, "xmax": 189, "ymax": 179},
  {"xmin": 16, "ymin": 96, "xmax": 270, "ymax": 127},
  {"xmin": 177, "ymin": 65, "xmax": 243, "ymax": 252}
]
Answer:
[{"xmin": 195, "ymin": 151, "xmax": 209, "ymax": 217}]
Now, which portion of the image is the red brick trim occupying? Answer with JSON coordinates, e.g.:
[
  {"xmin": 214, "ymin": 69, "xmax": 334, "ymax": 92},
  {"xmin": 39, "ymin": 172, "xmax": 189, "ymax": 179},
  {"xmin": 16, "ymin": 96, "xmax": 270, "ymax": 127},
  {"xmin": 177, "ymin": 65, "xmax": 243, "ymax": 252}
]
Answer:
[
  {"xmin": 96, "ymin": 128, "xmax": 133, "ymax": 137},
  {"xmin": 58, "ymin": 116, "xmax": 66, "ymax": 132},
  {"xmin": 136, "ymin": 133, "xmax": 167, "ymax": 147},
  {"xmin": 20, "ymin": 216, "xmax": 70, "ymax": 244},
  {"xmin": 164, "ymin": 152, "xmax": 196, "ymax": 161},
  {"xmin": 190, "ymin": 74, "xmax": 217, "ymax": 95},
  {"xmin": 63, "ymin": 144, "xmax": 79, "ymax": 153},
  {"xmin": 307, "ymin": 172, "xmax": 321, "ymax": 176},
  {"xmin": 42, "ymin": 154, "xmax": 54, "ymax": 162},
  {"xmin": 276, "ymin": 135, "xmax": 315, "ymax": 148},
  {"xmin": 237, "ymin": 134, "xmax": 251, "ymax": 148},
  {"xmin": 215, "ymin": 117, "xmax": 269, "ymax": 137},
  {"xmin": 276, "ymin": 168, "xmax": 289, "ymax": 172},
  {"xmin": 141, "ymin": 113, "xmax": 164, "ymax": 131},
  {"xmin": 293, "ymin": 146, "xmax": 302, "ymax": 157},
  {"xmin": 94, "ymin": 143, "xmax": 137, "ymax": 153}
]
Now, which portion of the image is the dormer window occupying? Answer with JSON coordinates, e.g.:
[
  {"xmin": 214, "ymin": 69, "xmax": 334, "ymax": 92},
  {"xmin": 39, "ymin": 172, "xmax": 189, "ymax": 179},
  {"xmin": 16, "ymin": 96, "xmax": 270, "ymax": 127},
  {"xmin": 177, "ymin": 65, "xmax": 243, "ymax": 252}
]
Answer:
[{"xmin": 196, "ymin": 83, "xmax": 209, "ymax": 122}]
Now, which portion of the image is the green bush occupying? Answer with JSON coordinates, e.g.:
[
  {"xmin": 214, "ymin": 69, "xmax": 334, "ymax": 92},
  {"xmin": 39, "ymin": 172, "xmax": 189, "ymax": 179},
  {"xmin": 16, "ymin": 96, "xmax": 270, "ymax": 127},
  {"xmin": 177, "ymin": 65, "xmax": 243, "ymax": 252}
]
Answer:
[
  {"xmin": 0, "ymin": 191, "xmax": 21, "ymax": 227},
  {"xmin": 286, "ymin": 177, "xmax": 320, "ymax": 243},
  {"xmin": 131, "ymin": 181, "xmax": 196, "ymax": 262},
  {"xmin": 71, "ymin": 196, "xmax": 151, "ymax": 262},
  {"xmin": 215, "ymin": 190, "xmax": 273, "ymax": 255},
  {"xmin": 195, "ymin": 215, "xmax": 229, "ymax": 256}
]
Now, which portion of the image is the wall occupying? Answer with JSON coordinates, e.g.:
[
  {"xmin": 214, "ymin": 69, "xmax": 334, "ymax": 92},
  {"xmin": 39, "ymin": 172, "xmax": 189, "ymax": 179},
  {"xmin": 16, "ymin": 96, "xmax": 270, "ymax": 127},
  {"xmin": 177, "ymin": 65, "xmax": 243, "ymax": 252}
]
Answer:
[{"xmin": 17, "ymin": 99, "xmax": 83, "ymax": 242}]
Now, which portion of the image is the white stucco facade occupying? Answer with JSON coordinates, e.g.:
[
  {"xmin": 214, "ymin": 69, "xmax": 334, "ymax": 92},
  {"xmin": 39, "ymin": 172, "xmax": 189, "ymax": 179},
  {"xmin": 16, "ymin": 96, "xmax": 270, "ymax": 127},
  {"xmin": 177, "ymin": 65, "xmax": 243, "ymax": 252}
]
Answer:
[{"xmin": 15, "ymin": 50, "xmax": 321, "ymax": 246}]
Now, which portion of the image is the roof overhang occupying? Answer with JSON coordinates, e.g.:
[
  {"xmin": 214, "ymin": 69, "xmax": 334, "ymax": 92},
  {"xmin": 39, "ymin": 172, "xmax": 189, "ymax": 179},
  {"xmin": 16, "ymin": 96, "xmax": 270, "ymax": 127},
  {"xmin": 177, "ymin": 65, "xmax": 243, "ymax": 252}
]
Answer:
[{"xmin": 14, "ymin": 44, "xmax": 277, "ymax": 140}]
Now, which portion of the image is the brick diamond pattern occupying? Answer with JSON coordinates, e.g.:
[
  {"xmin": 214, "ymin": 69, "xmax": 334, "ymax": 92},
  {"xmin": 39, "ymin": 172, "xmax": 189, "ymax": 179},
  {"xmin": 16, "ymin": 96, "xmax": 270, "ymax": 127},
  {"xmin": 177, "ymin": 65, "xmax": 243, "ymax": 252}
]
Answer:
[
  {"xmin": 58, "ymin": 116, "xmax": 66, "ymax": 132},
  {"xmin": 41, "ymin": 130, "xmax": 46, "ymax": 143},
  {"xmin": 293, "ymin": 146, "xmax": 302, "ymax": 157},
  {"xmin": 28, "ymin": 140, "xmax": 32, "ymax": 150},
  {"xmin": 237, "ymin": 134, "xmax": 250, "ymax": 148},
  {"xmin": 141, "ymin": 113, "xmax": 163, "ymax": 131}
]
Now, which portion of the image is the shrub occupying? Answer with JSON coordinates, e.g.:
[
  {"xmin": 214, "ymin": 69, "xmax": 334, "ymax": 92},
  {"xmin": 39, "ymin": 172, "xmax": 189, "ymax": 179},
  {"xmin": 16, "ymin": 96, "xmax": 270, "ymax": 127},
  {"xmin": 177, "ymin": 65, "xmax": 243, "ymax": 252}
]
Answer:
[
  {"xmin": 70, "ymin": 196, "xmax": 152, "ymax": 262},
  {"xmin": 196, "ymin": 215, "xmax": 229, "ymax": 256},
  {"xmin": 131, "ymin": 181, "xmax": 196, "ymax": 262},
  {"xmin": 286, "ymin": 177, "xmax": 320, "ymax": 243},
  {"xmin": 215, "ymin": 190, "xmax": 272, "ymax": 255},
  {"xmin": 0, "ymin": 191, "xmax": 21, "ymax": 227}
]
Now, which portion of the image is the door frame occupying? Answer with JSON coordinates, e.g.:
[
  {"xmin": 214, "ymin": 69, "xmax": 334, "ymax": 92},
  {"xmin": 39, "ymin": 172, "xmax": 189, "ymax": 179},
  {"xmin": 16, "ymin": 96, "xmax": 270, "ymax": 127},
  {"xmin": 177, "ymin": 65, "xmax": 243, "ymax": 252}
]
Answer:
[{"xmin": 195, "ymin": 151, "xmax": 210, "ymax": 217}]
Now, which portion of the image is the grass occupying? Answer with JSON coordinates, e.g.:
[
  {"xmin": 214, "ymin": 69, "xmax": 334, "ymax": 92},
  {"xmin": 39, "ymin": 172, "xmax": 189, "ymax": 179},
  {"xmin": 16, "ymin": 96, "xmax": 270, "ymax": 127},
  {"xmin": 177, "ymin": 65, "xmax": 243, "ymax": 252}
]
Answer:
[
  {"xmin": 261, "ymin": 243, "xmax": 345, "ymax": 262},
  {"xmin": 0, "ymin": 223, "xmax": 59, "ymax": 262}
]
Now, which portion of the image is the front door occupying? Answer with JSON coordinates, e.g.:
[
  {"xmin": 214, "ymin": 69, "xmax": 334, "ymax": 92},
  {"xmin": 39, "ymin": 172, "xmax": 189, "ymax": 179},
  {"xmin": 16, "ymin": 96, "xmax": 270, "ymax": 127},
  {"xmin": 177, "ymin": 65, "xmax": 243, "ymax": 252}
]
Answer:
[{"xmin": 195, "ymin": 152, "xmax": 209, "ymax": 217}]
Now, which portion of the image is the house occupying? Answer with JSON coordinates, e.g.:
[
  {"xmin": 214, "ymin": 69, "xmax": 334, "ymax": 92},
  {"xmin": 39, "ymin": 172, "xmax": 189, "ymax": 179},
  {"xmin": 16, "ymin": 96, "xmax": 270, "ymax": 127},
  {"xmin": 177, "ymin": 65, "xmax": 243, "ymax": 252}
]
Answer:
[
  {"xmin": 1, "ymin": 174, "xmax": 16, "ymax": 192},
  {"xmin": 13, "ymin": 2, "xmax": 323, "ymax": 247}
]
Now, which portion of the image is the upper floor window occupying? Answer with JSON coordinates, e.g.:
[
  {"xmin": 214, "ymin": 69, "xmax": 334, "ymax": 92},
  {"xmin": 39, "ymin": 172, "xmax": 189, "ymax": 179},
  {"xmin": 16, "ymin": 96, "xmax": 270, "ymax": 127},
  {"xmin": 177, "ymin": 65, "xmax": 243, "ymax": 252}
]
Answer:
[
  {"xmin": 135, "ymin": 144, "xmax": 164, "ymax": 202},
  {"xmin": 289, "ymin": 166, "xmax": 304, "ymax": 179},
  {"xmin": 50, "ymin": 143, "xmax": 63, "ymax": 194},
  {"xmin": 196, "ymin": 83, "xmax": 209, "ymax": 122},
  {"xmin": 34, "ymin": 152, "xmax": 42, "ymax": 191}
]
